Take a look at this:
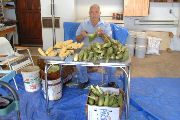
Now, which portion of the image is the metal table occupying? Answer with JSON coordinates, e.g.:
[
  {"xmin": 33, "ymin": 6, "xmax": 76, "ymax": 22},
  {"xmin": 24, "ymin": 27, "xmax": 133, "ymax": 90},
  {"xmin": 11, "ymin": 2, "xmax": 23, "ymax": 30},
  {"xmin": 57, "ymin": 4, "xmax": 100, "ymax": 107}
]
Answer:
[{"xmin": 44, "ymin": 58, "xmax": 131, "ymax": 119}]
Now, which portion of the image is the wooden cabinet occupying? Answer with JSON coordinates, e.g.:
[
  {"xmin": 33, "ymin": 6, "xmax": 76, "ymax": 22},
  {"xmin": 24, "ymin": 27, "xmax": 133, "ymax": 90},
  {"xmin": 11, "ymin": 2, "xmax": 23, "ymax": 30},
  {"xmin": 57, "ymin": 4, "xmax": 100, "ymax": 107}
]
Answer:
[
  {"xmin": 150, "ymin": 0, "xmax": 180, "ymax": 2},
  {"xmin": 124, "ymin": 0, "xmax": 150, "ymax": 16}
]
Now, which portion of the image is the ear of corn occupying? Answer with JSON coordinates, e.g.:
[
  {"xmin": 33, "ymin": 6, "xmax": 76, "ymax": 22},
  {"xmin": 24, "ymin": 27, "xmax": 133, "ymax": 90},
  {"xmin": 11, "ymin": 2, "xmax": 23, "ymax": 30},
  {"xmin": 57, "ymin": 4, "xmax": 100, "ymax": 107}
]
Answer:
[
  {"xmin": 98, "ymin": 95, "xmax": 104, "ymax": 106},
  {"xmin": 87, "ymin": 33, "xmax": 97, "ymax": 43},
  {"xmin": 104, "ymin": 92, "xmax": 109, "ymax": 106}
]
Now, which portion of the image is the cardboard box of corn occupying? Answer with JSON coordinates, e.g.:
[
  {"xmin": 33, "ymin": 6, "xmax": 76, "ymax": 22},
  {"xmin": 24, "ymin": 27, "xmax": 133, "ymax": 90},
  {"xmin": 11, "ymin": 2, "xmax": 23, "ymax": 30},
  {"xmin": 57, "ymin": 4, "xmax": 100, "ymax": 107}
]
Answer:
[{"xmin": 85, "ymin": 85, "xmax": 125, "ymax": 120}]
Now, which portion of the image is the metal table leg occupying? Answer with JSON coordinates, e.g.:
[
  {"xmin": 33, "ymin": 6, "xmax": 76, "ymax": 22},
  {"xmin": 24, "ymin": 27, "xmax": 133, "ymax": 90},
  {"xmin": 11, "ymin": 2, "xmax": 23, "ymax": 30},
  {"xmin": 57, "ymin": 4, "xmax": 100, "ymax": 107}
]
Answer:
[
  {"xmin": 120, "ymin": 66, "xmax": 130, "ymax": 119},
  {"xmin": 125, "ymin": 66, "xmax": 130, "ymax": 119},
  {"xmin": 45, "ymin": 63, "xmax": 61, "ymax": 114}
]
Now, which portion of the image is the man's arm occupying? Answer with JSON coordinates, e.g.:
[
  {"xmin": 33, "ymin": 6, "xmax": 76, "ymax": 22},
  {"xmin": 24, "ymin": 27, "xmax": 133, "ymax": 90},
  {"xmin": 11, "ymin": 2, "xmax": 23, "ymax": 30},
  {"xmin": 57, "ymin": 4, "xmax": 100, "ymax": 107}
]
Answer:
[{"xmin": 76, "ymin": 30, "xmax": 87, "ymax": 42}]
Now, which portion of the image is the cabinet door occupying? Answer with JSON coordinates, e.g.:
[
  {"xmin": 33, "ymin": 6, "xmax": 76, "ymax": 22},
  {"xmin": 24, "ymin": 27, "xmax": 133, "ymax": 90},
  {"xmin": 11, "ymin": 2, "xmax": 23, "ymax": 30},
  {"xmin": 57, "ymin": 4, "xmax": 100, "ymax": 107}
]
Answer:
[
  {"xmin": 17, "ymin": 0, "xmax": 42, "ymax": 46},
  {"xmin": 124, "ymin": 0, "xmax": 149, "ymax": 16}
]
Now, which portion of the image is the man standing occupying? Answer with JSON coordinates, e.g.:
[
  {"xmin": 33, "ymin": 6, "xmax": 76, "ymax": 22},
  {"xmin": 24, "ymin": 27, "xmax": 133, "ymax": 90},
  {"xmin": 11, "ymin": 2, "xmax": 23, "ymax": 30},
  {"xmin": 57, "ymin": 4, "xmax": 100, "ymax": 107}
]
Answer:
[{"xmin": 76, "ymin": 4, "xmax": 117, "ymax": 89}]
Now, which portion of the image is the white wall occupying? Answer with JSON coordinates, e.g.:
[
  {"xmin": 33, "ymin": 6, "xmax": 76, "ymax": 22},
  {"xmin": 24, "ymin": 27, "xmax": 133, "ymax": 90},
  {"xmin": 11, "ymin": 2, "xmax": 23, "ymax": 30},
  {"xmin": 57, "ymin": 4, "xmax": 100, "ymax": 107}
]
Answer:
[
  {"xmin": 75, "ymin": 0, "xmax": 123, "ymax": 20},
  {"xmin": 41, "ymin": 0, "xmax": 75, "ymax": 50},
  {"xmin": 124, "ymin": 3, "xmax": 180, "ymax": 35},
  {"xmin": 124, "ymin": 2, "xmax": 180, "ymax": 51}
]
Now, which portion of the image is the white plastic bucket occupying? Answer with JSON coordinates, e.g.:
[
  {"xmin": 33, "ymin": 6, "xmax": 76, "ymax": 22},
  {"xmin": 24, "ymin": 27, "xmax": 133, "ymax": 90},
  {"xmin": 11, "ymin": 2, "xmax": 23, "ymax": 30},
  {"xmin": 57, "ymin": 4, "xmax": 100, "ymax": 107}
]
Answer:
[
  {"xmin": 42, "ymin": 78, "xmax": 62, "ymax": 101},
  {"xmin": 21, "ymin": 66, "xmax": 41, "ymax": 92},
  {"xmin": 136, "ymin": 32, "xmax": 147, "ymax": 46},
  {"xmin": 127, "ymin": 44, "xmax": 135, "ymax": 56},
  {"xmin": 135, "ymin": 46, "xmax": 146, "ymax": 58},
  {"xmin": 126, "ymin": 31, "xmax": 136, "ymax": 45}
]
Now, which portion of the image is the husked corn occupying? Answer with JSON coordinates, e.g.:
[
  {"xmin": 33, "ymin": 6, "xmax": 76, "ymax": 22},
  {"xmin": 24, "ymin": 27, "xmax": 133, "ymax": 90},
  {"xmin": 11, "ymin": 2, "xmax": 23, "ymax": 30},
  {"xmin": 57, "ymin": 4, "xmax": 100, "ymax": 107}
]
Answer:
[
  {"xmin": 48, "ymin": 51, "xmax": 57, "ymax": 56},
  {"xmin": 45, "ymin": 47, "xmax": 53, "ymax": 55},
  {"xmin": 38, "ymin": 48, "xmax": 46, "ymax": 56}
]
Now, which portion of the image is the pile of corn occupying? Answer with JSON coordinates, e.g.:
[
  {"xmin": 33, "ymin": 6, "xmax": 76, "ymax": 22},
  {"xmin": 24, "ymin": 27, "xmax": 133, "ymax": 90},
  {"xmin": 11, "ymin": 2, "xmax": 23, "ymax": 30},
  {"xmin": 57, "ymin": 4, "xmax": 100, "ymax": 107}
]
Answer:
[
  {"xmin": 88, "ymin": 85, "xmax": 123, "ymax": 107},
  {"xmin": 74, "ymin": 38, "xmax": 129, "ymax": 62},
  {"xmin": 38, "ymin": 40, "xmax": 84, "ymax": 57}
]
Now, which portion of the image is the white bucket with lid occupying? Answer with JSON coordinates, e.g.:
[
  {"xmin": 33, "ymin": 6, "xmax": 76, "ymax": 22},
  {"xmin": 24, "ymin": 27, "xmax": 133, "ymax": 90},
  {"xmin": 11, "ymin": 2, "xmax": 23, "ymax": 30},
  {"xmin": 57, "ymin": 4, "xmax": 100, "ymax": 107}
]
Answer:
[
  {"xmin": 42, "ymin": 78, "xmax": 62, "ymax": 101},
  {"xmin": 135, "ymin": 46, "xmax": 146, "ymax": 58},
  {"xmin": 21, "ymin": 66, "xmax": 41, "ymax": 92}
]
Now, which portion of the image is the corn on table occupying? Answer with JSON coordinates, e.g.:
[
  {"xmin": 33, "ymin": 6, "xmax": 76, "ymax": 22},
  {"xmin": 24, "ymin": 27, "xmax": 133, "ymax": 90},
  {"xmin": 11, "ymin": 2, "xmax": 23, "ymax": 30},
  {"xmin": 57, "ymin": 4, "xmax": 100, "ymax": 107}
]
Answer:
[{"xmin": 44, "ymin": 58, "xmax": 131, "ymax": 119}]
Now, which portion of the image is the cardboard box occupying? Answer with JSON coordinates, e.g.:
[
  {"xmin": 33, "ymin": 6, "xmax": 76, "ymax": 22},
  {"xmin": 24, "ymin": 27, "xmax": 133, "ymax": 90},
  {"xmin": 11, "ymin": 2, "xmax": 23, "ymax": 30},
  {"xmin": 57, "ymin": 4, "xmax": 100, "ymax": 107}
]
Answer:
[{"xmin": 85, "ymin": 87, "xmax": 125, "ymax": 120}]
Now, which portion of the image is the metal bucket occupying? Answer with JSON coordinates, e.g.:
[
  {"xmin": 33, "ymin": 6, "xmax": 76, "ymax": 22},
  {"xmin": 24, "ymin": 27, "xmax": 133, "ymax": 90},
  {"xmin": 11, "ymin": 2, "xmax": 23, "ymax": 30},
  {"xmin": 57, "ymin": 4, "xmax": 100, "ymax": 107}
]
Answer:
[
  {"xmin": 42, "ymin": 78, "xmax": 62, "ymax": 101},
  {"xmin": 21, "ymin": 66, "xmax": 41, "ymax": 92}
]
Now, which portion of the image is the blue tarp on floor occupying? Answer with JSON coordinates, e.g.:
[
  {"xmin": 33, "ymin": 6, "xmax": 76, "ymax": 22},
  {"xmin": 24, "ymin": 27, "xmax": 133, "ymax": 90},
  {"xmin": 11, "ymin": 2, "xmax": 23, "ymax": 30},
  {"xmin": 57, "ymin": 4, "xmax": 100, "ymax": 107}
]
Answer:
[{"xmin": 0, "ymin": 73, "xmax": 180, "ymax": 120}]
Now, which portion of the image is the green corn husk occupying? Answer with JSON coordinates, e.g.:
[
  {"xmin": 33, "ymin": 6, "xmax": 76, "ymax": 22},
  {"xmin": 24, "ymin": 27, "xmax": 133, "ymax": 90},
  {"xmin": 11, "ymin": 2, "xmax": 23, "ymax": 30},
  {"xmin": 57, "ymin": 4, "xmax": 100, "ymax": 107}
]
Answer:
[
  {"xmin": 91, "ymin": 85, "xmax": 101, "ymax": 96},
  {"xmin": 87, "ymin": 52, "xmax": 94, "ymax": 61},
  {"xmin": 104, "ymin": 37, "xmax": 110, "ymax": 43},
  {"xmin": 95, "ymin": 42, "xmax": 102, "ymax": 50},
  {"xmin": 109, "ymin": 38, "xmax": 115, "ymax": 43},
  {"xmin": 118, "ymin": 93, "xmax": 123, "ymax": 107},
  {"xmin": 93, "ymin": 48, "xmax": 99, "ymax": 53},
  {"xmin": 98, "ymin": 95, "xmax": 104, "ymax": 106},
  {"xmin": 111, "ymin": 103, "xmax": 119, "ymax": 107},
  {"xmin": 78, "ymin": 50, "xmax": 84, "ymax": 61},
  {"xmin": 118, "ymin": 44, "xmax": 123, "ymax": 49},
  {"xmin": 100, "ymin": 50, "xmax": 106, "ymax": 57},
  {"xmin": 103, "ymin": 42, "xmax": 111, "ymax": 48},
  {"xmin": 112, "ymin": 96, "xmax": 118, "ymax": 105},
  {"xmin": 88, "ymin": 97, "xmax": 94, "ymax": 105},
  {"xmin": 121, "ymin": 46, "xmax": 127, "ymax": 52},
  {"xmin": 89, "ymin": 44, "xmax": 94, "ymax": 51},
  {"xmin": 88, "ymin": 93, "xmax": 99, "ymax": 103},
  {"xmin": 93, "ymin": 56, "xmax": 98, "ymax": 63},
  {"xmin": 122, "ymin": 51, "xmax": 129, "ymax": 62},
  {"xmin": 105, "ymin": 56, "xmax": 110, "ymax": 63},
  {"xmin": 107, "ymin": 47, "xmax": 113, "ymax": 55},
  {"xmin": 87, "ymin": 33, "xmax": 97, "ymax": 43},
  {"xmin": 110, "ymin": 54, "xmax": 116, "ymax": 59},
  {"xmin": 114, "ymin": 40, "xmax": 120, "ymax": 45},
  {"xmin": 104, "ymin": 92, "xmax": 109, "ymax": 106},
  {"xmin": 108, "ymin": 92, "xmax": 116, "ymax": 106},
  {"xmin": 116, "ymin": 53, "xmax": 123, "ymax": 60},
  {"xmin": 88, "ymin": 93, "xmax": 95, "ymax": 105},
  {"xmin": 83, "ymin": 50, "xmax": 88, "ymax": 61},
  {"xmin": 96, "ymin": 85, "xmax": 103, "ymax": 95},
  {"xmin": 113, "ymin": 45, "xmax": 118, "ymax": 53}
]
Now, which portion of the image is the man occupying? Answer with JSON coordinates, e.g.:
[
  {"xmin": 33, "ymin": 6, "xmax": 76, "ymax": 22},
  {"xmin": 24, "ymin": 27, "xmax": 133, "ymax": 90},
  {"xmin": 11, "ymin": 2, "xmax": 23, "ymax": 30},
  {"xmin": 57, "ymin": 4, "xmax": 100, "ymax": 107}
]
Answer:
[{"xmin": 76, "ymin": 4, "xmax": 117, "ymax": 89}]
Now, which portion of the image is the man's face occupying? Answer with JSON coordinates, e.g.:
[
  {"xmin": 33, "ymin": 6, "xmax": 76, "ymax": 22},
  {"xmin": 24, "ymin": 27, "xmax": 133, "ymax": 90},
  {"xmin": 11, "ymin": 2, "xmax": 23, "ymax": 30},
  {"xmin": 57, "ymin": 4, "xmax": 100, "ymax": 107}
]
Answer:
[{"xmin": 89, "ymin": 6, "xmax": 101, "ymax": 22}]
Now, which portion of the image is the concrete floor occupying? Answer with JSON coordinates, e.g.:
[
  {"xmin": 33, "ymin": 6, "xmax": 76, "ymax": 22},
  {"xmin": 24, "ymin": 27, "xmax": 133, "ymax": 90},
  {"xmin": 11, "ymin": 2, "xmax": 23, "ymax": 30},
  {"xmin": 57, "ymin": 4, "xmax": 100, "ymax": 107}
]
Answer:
[{"xmin": 28, "ymin": 47, "xmax": 180, "ymax": 78}]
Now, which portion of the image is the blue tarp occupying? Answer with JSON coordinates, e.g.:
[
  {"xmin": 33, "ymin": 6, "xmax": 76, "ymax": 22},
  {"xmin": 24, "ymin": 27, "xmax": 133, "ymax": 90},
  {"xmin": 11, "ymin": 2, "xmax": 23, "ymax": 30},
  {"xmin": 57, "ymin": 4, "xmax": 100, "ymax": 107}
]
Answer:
[
  {"xmin": 0, "ymin": 73, "xmax": 180, "ymax": 120},
  {"xmin": 63, "ymin": 22, "xmax": 129, "ymax": 45}
]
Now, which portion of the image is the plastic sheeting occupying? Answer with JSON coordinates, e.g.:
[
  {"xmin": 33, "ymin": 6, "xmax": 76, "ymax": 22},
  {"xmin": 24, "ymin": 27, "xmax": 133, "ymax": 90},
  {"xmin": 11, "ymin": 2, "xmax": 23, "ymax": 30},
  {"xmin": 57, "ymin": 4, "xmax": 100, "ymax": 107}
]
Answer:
[
  {"xmin": 63, "ymin": 22, "xmax": 129, "ymax": 45},
  {"xmin": 0, "ymin": 73, "xmax": 180, "ymax": 120}
]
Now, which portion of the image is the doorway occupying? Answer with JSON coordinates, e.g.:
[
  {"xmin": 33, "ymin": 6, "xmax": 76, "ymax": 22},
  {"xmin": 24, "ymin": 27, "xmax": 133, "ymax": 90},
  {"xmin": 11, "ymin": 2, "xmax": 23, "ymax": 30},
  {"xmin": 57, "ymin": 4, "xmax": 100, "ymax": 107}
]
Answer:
[{"xmin": 16, "ymin": 0, "xmax": 42, "ymax": 46}]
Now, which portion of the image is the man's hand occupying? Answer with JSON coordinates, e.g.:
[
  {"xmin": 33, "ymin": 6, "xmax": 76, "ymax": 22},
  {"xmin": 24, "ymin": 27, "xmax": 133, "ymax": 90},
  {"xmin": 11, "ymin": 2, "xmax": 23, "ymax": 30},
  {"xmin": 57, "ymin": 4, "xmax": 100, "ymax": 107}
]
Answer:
[
  {"xmin": 81, "ymin": 30, "xmax": 87, "ymax": 38},
  {"xmin": 95, "ymin": 27, "xmax": 103, "ymax": 37},
  {"xmin": 95, "ymin": 27, "xmax": 110, "ymax": 42},
  {"xmin": 76, "ymin": 30, "xmax": 87, "ymax": 42}
]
